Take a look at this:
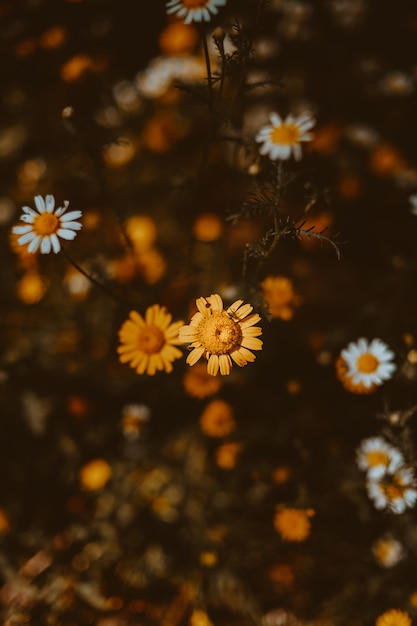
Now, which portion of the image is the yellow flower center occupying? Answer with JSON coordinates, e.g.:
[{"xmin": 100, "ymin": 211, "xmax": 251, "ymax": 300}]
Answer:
[
  {"xmin": 136, "ymin": 326, "xmax": 165, "ymax": 355},
  {"xmin": 366, "ymin": 450, "xmax": 389, "ymax": 467},
  {"xmin": 382, "ymin": 477, "xmax": 405, "ymax": 501},
  {"xmin": 357, "ymin": 352, "xmax": 379, "ymax": 373},
  {"xmin": 374, "ymin": 540, "xmax": 390, "ymax": 562},
  {"xmin": 33, "ymin": 213, "xmax": 59, "ymax": 236},
  {"xmin": 197, "ymin": 312, "xmax": 243, "ymax": 355},
  {"xmin": 270, "ymin": 123, "xmax": 300, "ymax": 146},
  {"xmin": 183, "ymin": 0, "xmax": 209, "ymax": 7}
]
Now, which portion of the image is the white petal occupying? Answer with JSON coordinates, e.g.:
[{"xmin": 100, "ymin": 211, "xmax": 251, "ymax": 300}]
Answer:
[
  {"xmin": 18, "ymin": 232, "xmax": 36, "ymax": 244},
  {"xmin": 34, "ymin": 195, "xmax": 46, "ymax": 213},
  {"xmin": 45, "ymin": 195, "xmax": 55, "ymax": 213},
  {"xmin": 50, "ymin": 233, "xmax": 61, "ymax": 253},
  {"xmin": 270, "ymin": 113, "xmax": 282, "ymax": 126},
  {"xmin": 60, "ymin": 221, "xmax": 82, "ymax": 230},
  {"xmin": 22, "ymin": 206, "xmax": 37, "ymax": 216},
  {"xmin": 57, "ymin": 229, "xmax": 77, "ymax": 240},
  {"xmin": 41, "ymin": 237, "xmax": 52, "ymax": 253},
  {"xmin": 13, "ymin": 225, "xmax": 33, "ymax": 234},
  {"xmin": 60, "ymin": 210, "xmax": 82, "ymax": 222},
  {"xmin": 20, "ymin": 214, "xmax": 35, "ymax": 223},
  {"xmin": 28, "ymin": 235, "xmax": 41, "ymax": 253}
]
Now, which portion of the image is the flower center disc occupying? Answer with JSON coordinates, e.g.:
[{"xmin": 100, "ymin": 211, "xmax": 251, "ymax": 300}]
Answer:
[
  {"xmin": 33, "ymin": 213, "xmax": 59, "ymax": 236},
  {"xmin": 183, "ymin": 0, "xmax": 209, "ymax": 7},
  {"xmin": 136, "ymin": 326, "xmax": 165, "ymax": 354},
  {"xmin": 383, "ymin": 481, "xmax": 404, "ymax": 501},
  {"xmin": 270, "ymin": 124, "xmax": 300, "ymax": 146},
  {"xmin": 198, "ymin": 313, "xmax": 242, "ymax": 355},
  {"xmin": 357, "ymin": 353, "xmax": 379, "ymax": 373},
  {"xmin": 367, "ymin": 450, "xmax": 389, "ymax": 467}
]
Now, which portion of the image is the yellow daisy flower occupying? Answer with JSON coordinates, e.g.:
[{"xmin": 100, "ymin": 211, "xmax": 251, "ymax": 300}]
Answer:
[
  {"xmin": 179, "ymin": 294, "xmax": 263, "ymax": 376},
  {"xmin": 375, "ymin": 609, "xmax": 412, "ymax": 626},
  {"xmin": 118, "ymin": 305, "xmax": 183, "ymax": 375}
]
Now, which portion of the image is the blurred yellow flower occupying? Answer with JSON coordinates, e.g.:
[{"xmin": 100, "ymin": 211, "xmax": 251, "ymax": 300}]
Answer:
[
  {"xmin": 274, "ymin": 507, "xmax": 313, "ymax": 542},
  {"xmin": 215, "ymin": 441, "xmax": 242, "ymax": 469},
  {"xmin": 261, "ymin": 275, "xmax": 302, "ymax": 320},
  {"xmin": 189, "ymin": 610, "xmax": 214, "ymax": 626},
  {"xmin": 199, "ymin": 399, "xmax": 235, "ymax": 438},
  {"xmin": 158, "ymin": 21, "xmax": 198, "ymax": 55},
  {"xmin": 125, "ymin": 216, "xmax": 157, "ymax": 252},
  {"xmin": 182, "ymin": 362, "xmax": 222, "ymax": 398},
  {"xmin": 193, "ymin": 213, "xmax": 224, "ymax": 242},
  {"xmin": 79, "ymin": 459, "xmax": 112, "ymax": 491},
  {"xmin": 375, "ymin": 609, "xmax": 412, "ymax": 626},
  {"xmin": 118, "ymin": 305, "xmax": 183, "ymax": 375},
  {"xmin": 17, "ymin": 271, "xmax": 47, "ymax": 304}
]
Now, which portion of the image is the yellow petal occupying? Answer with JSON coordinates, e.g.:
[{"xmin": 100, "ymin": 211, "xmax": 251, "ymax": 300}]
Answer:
[
  {"xmin": 207, "ymin": 354, "xmax": 219, "ymax": 376},
  {"xmin": 234, "ymin": 303, "xmax": 253, "ymax": 319},
  {"xmin": 208, "ymin": 293, "xmax": 223, "ymax": 311},
  {"xmin": 136, "ymin": 356, "xmax": 150, "ymax": 374},
  {"xmin": 230, "ymin": 350, "xmax": 247, "ymax": 366},
  {"xmin": 187, "ymin": 346, "xmax": 205, "ymax": 366},
  {"xmin": 241, "ymin": 337, "xmax": 263, "ymax": 350},
  {"xmin": 243, "ymin": 326, "xmax": 263, "ymax": 337},
  {"xmin": 129, "ymin": 310, "xmax": 145, "ymax": 327},
  {"xmin": 238, "ymin": 347, "xmax": 256, "ymax": 362},
  {"xmin": 219, "ymin": 354, "xmax": 232, "ymax": 375},
  {"xmin": 239, "ymin": 313, "xmax": 261, "ymax": 328}
]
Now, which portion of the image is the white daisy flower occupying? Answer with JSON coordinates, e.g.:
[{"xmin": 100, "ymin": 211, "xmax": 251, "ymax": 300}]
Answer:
[
  {"xmin": 340, "ymin": 337, "xmax": 396, "ymax": 390},
  {"xmin": 372, "ymin": 534, "xmax": 404, "ymax": 568},
  {"xmin": 166, "ymin": 0, "xmax": 227, "ymax": 24},
  {"xmin": 356, "ymin": 437, "xmax": 404, "ymax": 479},
  {"xmin": 367, "ymin": 467, "xmax": 417, "ymax": 514},
  {"xmin": 255, "ymin": 112, "xmax": 315, "ymax": 161},
  {"xmin": 12, "ymin": 195, "xmax": 82, "ymax": 254},
  {"xmin": 409, "ymin": 192, "xmax": 417, "ymax": 215}
]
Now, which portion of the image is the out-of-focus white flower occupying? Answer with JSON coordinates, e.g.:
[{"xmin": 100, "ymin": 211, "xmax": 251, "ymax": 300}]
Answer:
[
  {"xmin": 367, "ymin": 467, "xmax": 417, "ymax": 514},
  {"xmin": 256, "ymin": 112, "xmax": 315, "ymax": 160},
  {"xmin": 135, "ymin": 55, "xmax": 206, "ymax": 99},
  {"xmin": 372, "ymin": 534, "xmax": 405, "ymax": 568},
  {"xmin": 166, "ymin": 0, "xmax": 227, "ymax": 24},
  {"xmin": 356, "ymin": 437, "xmax": 404, "ymax": 479},
  {"xmin": 409, "ymin": 193, "xmax": 417, "ymax": 215}
]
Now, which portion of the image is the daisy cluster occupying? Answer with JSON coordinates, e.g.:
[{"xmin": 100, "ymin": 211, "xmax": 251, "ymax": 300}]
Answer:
[{"xmin": 356, "ymin": 437, "xmax": 417, "ymax": 514}]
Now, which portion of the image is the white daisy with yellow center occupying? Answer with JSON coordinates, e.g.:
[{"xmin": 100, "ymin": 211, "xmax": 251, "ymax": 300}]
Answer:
[
  {"xmin": 367, "ymin": 467, "xmax": 417, "ymax": 514},
  {"xmin": 179, "ymin": 294, "xmax": 263, "ymax": 376},
  {"xmin": 341, "ymin": 337, "xmax": 396, "ymax": 389},
  {"xmin": 166, "ymin": 0, "xmax": 227, "ymax": 24},
  {"xmin": 356, "ymin": 437, "xmax": 404, "ymax": 479},
  {"xmin": 256, "ymin": 112, "xmax": 315, "ymax": 161},
  {"xmin": 12, "ymin": 195, "xmax": 82, "ymax": 254},
  {"xmin": 372, "ymin": 534, "xmax": 404, "ymax": 568}
]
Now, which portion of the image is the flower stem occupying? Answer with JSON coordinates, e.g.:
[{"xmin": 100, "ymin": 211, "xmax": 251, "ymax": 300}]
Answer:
[
  {"xmin": 265, "ymin": 160, "xmax": 284, "ymax": 258},
  {"xmin": 201, "ymin": 27, "xmax": 214, "ymax": 118}
]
